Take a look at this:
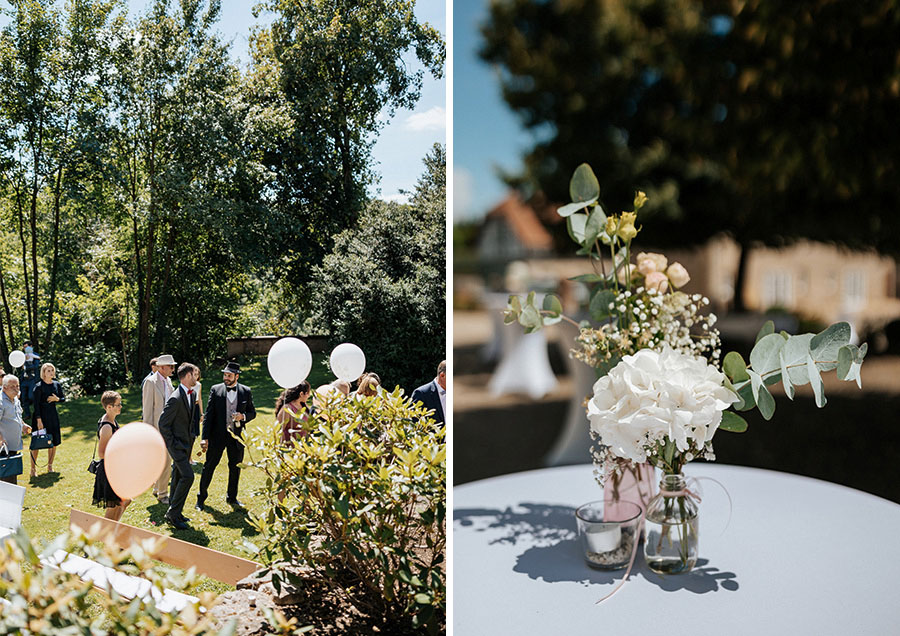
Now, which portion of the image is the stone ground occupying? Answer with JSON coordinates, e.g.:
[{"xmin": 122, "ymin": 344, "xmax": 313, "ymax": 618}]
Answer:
[{"xmin": 454, "ymin": 310, "xmax": 900, "ymax": 504}]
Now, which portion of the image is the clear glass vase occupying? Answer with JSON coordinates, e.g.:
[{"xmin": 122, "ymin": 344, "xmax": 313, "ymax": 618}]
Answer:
[{"xmin": 643, "ymin": 473, "xmax": 699, "ymax": 574}]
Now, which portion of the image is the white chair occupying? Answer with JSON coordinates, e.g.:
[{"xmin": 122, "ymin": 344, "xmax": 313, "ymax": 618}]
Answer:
[{"xmin": 0, "ymin": 480, "xmax": 26, "ymax": 540}]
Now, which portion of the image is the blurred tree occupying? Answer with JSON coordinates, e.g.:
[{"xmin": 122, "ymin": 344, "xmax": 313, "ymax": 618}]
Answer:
[
  {"xmin": 312, "ymin": 144, "xmax": 445, "ymax": 392},
  {"xmin": 481, "ymin": 0, "xmax": 900, "ymax": 308},
  {"xmin": 246, "ymin": 0, "xmax": 445, "ymax": 307}
]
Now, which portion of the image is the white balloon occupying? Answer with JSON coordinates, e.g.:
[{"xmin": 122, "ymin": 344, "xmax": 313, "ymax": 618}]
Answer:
[
  {"xmin": 267, "ymin": 337, "xmax": 313, "ymax": 388},
  {"xmin": 8, "ymin": 350, "xmax": 25, "ymax": 368},
  {"xmin": 329, "ymin": 343, "xmax": 366, "ymax": 381}
]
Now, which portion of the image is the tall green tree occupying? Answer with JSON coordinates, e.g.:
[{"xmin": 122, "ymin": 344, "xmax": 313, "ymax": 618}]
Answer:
[
  {"xmin": 480, "ymin": 0, "xmax": 900, "ymax": 307},
  {"xmin": 312, "ymin": 144, "xmax": 446, "ymax": 392},
  {"xmin": 246, "ymin": 0, "xmax": 445, "ymax": 302}
]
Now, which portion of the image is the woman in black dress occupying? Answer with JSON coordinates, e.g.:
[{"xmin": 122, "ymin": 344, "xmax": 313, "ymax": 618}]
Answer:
[
  {"xmin": 31, "ymin": 362, "xmax": 65, "ymax": 476},
  {"xmin": 92, "ymin": 390, "xmax": 130, "ymax": 521}
]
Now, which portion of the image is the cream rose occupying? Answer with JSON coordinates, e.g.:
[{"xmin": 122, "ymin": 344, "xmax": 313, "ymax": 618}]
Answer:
[
  {"xmin": 636, "ymin": 252, "xmax": 667, "ymax": 275},
  {"xmin": 666, "ymin": 262, "xmax": 691, "ymax": 288},
  {"xmin": 644, "ymin": 271, "xmax": 669, "ymax": 293},
  {"xmin": 587, "ymin": 347, "xmax": 738, "ymax": 465}
]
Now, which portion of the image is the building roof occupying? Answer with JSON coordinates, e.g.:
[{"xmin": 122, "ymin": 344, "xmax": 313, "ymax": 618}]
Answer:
[{"xmin": 483, "ymin": 193, "xmax": 554, "ymax": 251}]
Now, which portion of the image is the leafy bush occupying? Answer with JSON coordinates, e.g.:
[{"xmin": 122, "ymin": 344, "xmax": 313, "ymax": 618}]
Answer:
[
  {"xmin": 311, "ymin": 145, "xmax": 445, "ymax": 392},
  {"xmin": 0, "ymin": 528, "xmax": 224, "ymax": 634},
  {"xmin": 245, "ymin": 390, "xmax": 446, "ymax": 634}
]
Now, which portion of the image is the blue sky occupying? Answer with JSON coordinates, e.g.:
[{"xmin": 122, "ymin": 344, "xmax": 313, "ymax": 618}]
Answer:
[
  {"xmin": 453, "ymin": 0, "xmax": 533, "ymax": 221},
  {"xmin": 109, "ymin": 1, "xmax": 445, "ymax": 204}
]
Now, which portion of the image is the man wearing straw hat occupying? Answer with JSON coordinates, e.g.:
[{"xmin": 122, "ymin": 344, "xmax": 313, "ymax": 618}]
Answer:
[{"xmin": 142, "ymin": 353, "xmax": 176, "ymax": 504}]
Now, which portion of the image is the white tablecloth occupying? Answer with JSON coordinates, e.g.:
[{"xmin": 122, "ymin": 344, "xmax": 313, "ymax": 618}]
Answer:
[{"xmin": 453, "ymin": 463, "xmax": 900, "ymax": 635}]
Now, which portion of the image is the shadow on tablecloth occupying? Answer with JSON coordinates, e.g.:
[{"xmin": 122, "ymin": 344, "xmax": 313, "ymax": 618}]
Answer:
[{"xmin": 454, "ymin": 502, "xmax": 739, "ymax": 595}]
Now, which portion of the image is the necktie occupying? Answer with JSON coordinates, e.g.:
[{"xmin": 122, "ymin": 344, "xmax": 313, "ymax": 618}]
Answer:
[{"xmin": 226, "ymin": 386, "xmax": 237, "ymax": 393}]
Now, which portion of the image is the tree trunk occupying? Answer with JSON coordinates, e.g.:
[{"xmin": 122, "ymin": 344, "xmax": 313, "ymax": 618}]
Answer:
[
  {"xmin": 16, "ymin": 182, "xmax": 33, "ymax": 348},
  {"xmin": 0, "ymin": 261, "xmax": 14, "ymax": 359},
  {"xmin": 45, "ymin": 162, "xmax": 64, "ymax": 350},
  {"xmin": 733, "ymin": 241, "xmax": 750, "ymax": 313},
  {"xmin": 152, "ymin": 220, "xmax": 177, "ymax": 355}
]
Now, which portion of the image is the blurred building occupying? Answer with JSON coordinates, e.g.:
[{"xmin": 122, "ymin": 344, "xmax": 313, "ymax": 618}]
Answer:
[{"xmin": 466, "ymin": 192, "xmax": 900, "ymax": 337}]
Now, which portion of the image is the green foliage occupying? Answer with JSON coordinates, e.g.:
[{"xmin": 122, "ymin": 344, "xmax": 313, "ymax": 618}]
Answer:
[
  {"xmin": 245, "ymin": 0, "xmax": 445, "ymax": 299},
  {"xmin": 724, "ymin": 321, "xmax": 867, "ymax": 422},
  {"xmin": 245, "ymin": 389, "xmax": 446, "ymax": 634},
  {"xmin": 311, "ymin": 145, "xmax": 445, "ymax": 392},
  {"xmin": 480, "ymin": 0, "xmax": 900, "ymax": 256},
  {"xmin": 0, "ymin": 528, "xmax": 225, "ymax": 634}
]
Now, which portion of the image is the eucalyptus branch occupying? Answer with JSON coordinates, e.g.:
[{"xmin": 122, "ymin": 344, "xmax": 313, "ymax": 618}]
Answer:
[{"xmin": 730, "ymin": 358, "xmax": 839, "ymax": 391}]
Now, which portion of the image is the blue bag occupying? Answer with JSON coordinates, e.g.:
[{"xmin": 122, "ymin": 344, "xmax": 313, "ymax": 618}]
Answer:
[
  {"xmin": 30, "ymin": 429, "xmax": 54, "ymax": 450},
  {"xmin": 0, "ymin": 445, "xmax": 23, "ymax": 478}
]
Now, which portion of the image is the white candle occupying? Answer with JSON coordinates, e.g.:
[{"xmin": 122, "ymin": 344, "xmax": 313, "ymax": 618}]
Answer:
[{"xmin": 585, "ymin": 523, "xmax": 621, "ymax": 553}]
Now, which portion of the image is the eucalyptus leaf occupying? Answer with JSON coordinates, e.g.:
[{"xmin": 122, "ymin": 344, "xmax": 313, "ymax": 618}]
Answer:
[
  {"xmin": 518, "ymin": 304, "xmax": 542, "ymax": 331},
  {"xmin": 508, "ymin": 295, "xmax": 521, "ymax": 313},
  {"xmin": 503, "ymin": 311, "xmax": 517, "ymax": 325},
  {"xmin": 747, "ymin": 369, "xmax": 775, "ymax": 419},
  {"xmin": 779, "ymin": 349, "xmax": 795, "ymax": 400},
  {"xmin": 542, "ymin": 293, "xmax": 563, "ymax": 317},
  {"xmin": 558, "ymin": 200, "xmax": 594, "ymax": 218},
  {"xmin": 542, "ymin": 315, "xmax": 562, "ymax": 327},
  {"xmin": 590, "ymin": 289, "xmax": 616, "ymax": 322},
  {"xmin": 723, "ymin": 351, "xmax": 750, "ymax": 383},
  {"xmin": 809, "ymin": 322, "xmax": 851, "ymax": 372},
  {"xmin": 723, "ymin": 376, "xmax": 745, "ymax": 410},
  {"xmin": 750, "ymin": 333, "xmax": 787, "ymax": 377},
  {"xmin": 719, "ymin": 411, "xmax": 748, "ymax": 433},
  {"xmin": 526, "ymin": 290, "xmax": 536, "ymax": 307},
  {"xmin": 735, "ymin": 382, "xmax": 756, "ymax": 411},
  {"xmin": 755, "ymin": 320, "xmax": 775, "ymax": 344},
  {"xmin": 567, "ymin": 212, "xmax": 588, "ymax": 243},
  {"xmin": 584, "ymin": 205, "xmax": 607, "ymax": 244},
  {"xmin": 806, "ymin": 352, "xmax": 826, "ymax": 408},
  {"xmin": 780, "ymin": 333, "xmax": 814, "ymax": 386},
  {"xmin": 836, "ymin": 344, "xmax": 856, "ymax": 380},
  {"xmin": 569, "ymin": 163, "xmax": 601, "ymax": 204}
]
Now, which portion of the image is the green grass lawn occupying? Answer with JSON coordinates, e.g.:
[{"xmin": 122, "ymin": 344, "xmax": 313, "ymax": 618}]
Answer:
[{"xmin": 19, "ymin": 355, "xmax": 333, "ymax": 595}]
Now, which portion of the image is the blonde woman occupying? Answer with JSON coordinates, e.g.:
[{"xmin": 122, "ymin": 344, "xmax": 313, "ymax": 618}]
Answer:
[
  {"xmin": 92, "ymin": 391, "xmax": 130, "ymax": 521},
  {"xmin": 355, "ymin": 372, "xmax": 381, "ymax": 398},
  {"xmin": 31, "ymin": 362, "xmax": 65, "ymax": 476}
]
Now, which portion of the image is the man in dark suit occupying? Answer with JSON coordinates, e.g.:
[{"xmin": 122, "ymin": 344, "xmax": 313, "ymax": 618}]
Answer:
[
  {"xmin": 410, "ymin": 360, "xmax": 446, "ymax": 425},
  {"xmin": 158, "ymin": 362, "xmax": 201, "ymax": 529},
  {"xmin": 196, "ymin": 360, "xmax": 256, "ymax": 510}
]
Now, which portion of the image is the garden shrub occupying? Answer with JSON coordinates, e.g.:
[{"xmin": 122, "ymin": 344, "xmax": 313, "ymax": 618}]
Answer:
[
  {"xmin": 244, "ymin": 389, "xmax": 446, "ymax": 634},
  {"xmin": 0, "ymin": 528, "xmax": 225, "ymax": 634}
]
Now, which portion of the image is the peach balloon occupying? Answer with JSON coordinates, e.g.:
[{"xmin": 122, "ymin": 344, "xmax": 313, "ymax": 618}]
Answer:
[{"xmin": 105, "ymin": 422, "xmax": 168, "ymax": 500}]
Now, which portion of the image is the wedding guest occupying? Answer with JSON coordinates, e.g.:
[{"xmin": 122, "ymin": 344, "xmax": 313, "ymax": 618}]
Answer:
[
  {"xmin": 275, "ymin": 381, "xmax": 312, "ymax": 445},
  {"xmin": 31, "ymin": 362, "xmax": 65, "ymax": 476},
  {"xmin": 142, "ymin": 354, "xmax": 176, "ymax": 504},
  {"xmin": 142, "ymin": 357, "xmax": 159, "ymax": 389},
  {"xmin": 332, "ymin": 379, "xmax": 351, "ymax": 396},
  {"xmin": 92, "ymin": 391, "xmax": 130, "ymax": 521},
  {"xmin": 158, "ymin": 362, "xmax": 200, "ymax": 529},
  {"xmin": 410, "ymin": 360, "xmax": 446, "ymax": 425},
  {"xmin": 0, "ymin": 375, "xmax": 32, "ymax": 484},
  {"xmin": 196, "ymin": 361, "xmax": 256, "ymax": 510},
  {"xmin": 355, "ymin": 372, "xmax": 381, "ymax": 398}
]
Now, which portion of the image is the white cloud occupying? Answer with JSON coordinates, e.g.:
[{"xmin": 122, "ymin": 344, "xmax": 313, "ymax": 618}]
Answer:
[
  {"xmin": 404, "ymin": 106, "xmax": 446, "ymax": 132},
  {"xmin": 381, "ymin": 193, "xmax": 410, "ymax": 205}
]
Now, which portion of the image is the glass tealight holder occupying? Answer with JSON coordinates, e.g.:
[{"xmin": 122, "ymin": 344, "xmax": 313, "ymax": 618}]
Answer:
[{"xmin": 575, "ymin": 499, "xmax": 643, "ymax": 570}]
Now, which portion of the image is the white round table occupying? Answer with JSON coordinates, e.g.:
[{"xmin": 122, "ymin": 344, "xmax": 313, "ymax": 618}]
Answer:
[{"xmin": 453, "ymin": 464, "xmax": 900, "ymax": 635}]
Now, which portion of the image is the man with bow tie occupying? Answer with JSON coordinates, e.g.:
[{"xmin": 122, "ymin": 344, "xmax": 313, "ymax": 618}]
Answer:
[
  {"xmin": 158, "ymin": 362, "xmax": 201, "ymax": 529},
  {"xmin": 410, "ymin": 360, "xmax": 446, "ymax": 425},
  {"xmin": 196, "ymin": 360, "xmax": 256, "ymax": 511}
]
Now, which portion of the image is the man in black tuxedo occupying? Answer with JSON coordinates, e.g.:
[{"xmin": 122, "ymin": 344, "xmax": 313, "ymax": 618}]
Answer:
[
  {"xmin": 158, "ymin": 362, "xmax": 200, "ymax": 530},
  {"xmin": 196, "ymin": 361, "xmax": 256, "ymax": 510},
  {"xmin": 410, "ymin": 360, "xmax": 446, "ymax": 425}
]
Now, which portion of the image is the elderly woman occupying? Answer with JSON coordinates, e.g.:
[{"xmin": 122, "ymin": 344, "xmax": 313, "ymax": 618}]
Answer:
[
  {"xmin": 31, "ymin": 362, "xmax": 65, "ymax": 476},
  {"xmin": 0, "ymin": 375, "xmax": 32, "ymax": 484}
]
